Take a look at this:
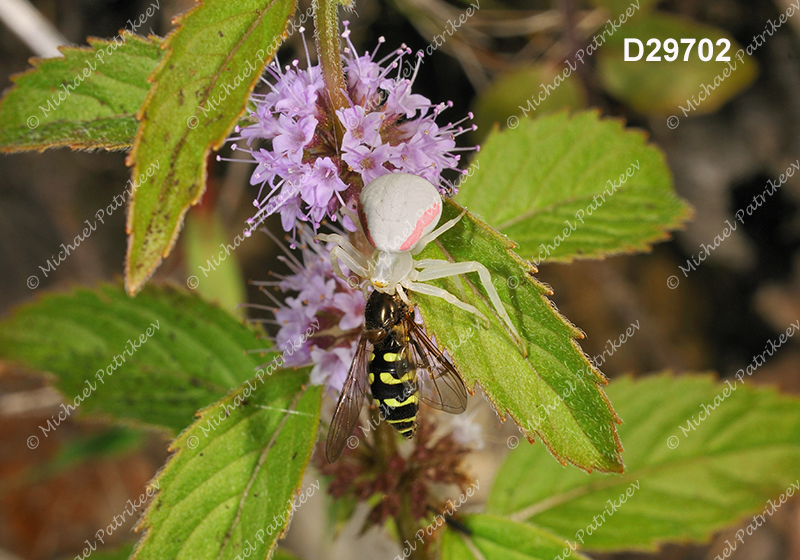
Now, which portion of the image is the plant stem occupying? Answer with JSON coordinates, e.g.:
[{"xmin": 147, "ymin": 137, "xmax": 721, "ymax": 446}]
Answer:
[
  {"xmin": 313, "ymin": 0, "xmax": 348, "ymax": 143},
  {"xmin": 397, "ymin": 493, "xmax": 430, "ymax": 560},
  {"xmin": 558, "ymin": 0, "xmax": 593, "ymax": 97},
  {"xmin": 373, "ymin": 417, "xmax": 429, "ymax": 560}
]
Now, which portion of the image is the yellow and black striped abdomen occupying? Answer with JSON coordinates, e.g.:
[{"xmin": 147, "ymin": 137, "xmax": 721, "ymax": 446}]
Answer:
[{"xmin": 369, "ymin": 343, "xmax": 418, "ymax": 438}]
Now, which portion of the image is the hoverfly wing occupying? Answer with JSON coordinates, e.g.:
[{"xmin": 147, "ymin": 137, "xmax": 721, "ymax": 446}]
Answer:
[
  {"xmin": 325, "ymin": 335, "xmax": 372, "ymax": 463},
  {"xmin": 406, "ymin": 318, "xmax": 467, "ymax": 414}
]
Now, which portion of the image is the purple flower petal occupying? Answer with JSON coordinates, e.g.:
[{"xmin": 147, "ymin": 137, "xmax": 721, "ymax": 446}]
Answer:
[
  {"xmin": 338, "ymin": 106, "xmax": 384, "ymax": 150},
  {"xmin": 342, "ymin": 143, "xmax": 393, "ymax": 184}
]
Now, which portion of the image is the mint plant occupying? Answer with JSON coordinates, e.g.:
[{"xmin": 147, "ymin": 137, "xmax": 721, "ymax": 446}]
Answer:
[{"xmin": 1, "ymin": 1, "xmax": 798, "ymax": 560}]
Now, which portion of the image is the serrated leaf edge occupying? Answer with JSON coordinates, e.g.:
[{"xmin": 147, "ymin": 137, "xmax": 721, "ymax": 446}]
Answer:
[
  {"xmin": 131, "ymin": 377, "xmax": 320, "ymax": 559},
  {"xmin": 431, "ymin": 201, "xmax": 624, "ymax": 474},
  {"xmin": 0, "ymin": 34, "xmax": 161, "ymax": 153},
  {"xmin": 507, "ymin": 372, "xmax": 800, "ymax": 553},
  {"xmin": 467, "ymin": 110, "xmax": 694, "ymax": 264},
  {"xmin": 123, "ymin": 0, "xmax": 295, "ymax": 295}
]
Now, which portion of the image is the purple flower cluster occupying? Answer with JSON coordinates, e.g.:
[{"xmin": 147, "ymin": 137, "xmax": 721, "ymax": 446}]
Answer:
[
  {"xmin": 240, "ymin": 29, "xmax": 480, "ymax": 393},
  {"xmin": 257, "ymin": 227, "xmax": 365, "ymax": 393},
  {"xmin": 228, "ymin": 24, "xmax": 476, "ymax": 238}
]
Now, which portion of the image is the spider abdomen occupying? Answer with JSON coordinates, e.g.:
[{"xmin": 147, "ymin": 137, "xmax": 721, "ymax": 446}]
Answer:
[{"xmin": 359, "ymin": 173, "xmax": 442, "ymax": 253}]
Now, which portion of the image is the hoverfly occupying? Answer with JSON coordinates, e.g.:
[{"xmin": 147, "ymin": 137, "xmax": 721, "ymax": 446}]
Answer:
[{"xmin": 325, "ymin": 290, "xmax": 468, "ymax": 463}]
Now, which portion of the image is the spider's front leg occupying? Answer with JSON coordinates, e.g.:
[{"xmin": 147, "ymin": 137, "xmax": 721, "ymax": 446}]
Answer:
[
  {"xmin": 396, "ymin": 284, "xmax": 411, "ymax": 305},
  {"xmin": 411, "ymin": 208, "xmax": 468, "ymax": 256},
  {"xmin": 406, "ymin": 281, "xmax": 489, "ymax": 326},
  {"xmin": 316, "ymin": 234, "xmax": 369, "ymax": 284},
  {"xmin": 414, "ymin": 260, "xmax": 526, "ymax": 355}
]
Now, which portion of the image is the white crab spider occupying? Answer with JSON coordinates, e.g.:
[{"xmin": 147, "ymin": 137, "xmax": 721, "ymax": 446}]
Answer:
[{"xmin": 317, "ymin": 173, "xmax": 523, "ymax": 347}]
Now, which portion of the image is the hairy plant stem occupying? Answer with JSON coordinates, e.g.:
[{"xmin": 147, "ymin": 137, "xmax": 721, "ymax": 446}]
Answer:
[
  {"xmin": 372, "ymin": 416, "xmax": 430, "ymax": 560},
  {"xmin": 313, "ymin": 0, "xmax": 347, "ymax": 146}
]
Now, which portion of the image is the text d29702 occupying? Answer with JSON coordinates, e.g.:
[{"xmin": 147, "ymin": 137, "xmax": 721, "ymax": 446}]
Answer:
[{"xmin": 624, "ymin": 38, "xmax": 731, "ymax": 61}]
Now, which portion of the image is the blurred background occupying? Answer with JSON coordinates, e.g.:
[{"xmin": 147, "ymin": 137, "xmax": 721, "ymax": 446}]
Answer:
[{"xmin": 1, "ymin": 0, "xmax": 800, "ymax": 558}]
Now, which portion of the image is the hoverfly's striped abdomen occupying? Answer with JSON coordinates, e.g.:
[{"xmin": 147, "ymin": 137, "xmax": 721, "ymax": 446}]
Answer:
[
  {"xmin": 325, "ymin": 291, "xmax": 467, "ymax": 464},
  {"xmin": 368, "ymin": 329, "xmax": 418, "ymax": 438}
]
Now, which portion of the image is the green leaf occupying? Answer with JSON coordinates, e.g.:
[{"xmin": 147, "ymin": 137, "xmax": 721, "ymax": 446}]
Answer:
[
  {"xmin": 441, "ymin": 527, "xmax": 474, "ymax": 560},
  {"xmin": 472, "ymin": 64, "xmax": 586, "ymax": 136},
  {"xmin": 0, "ymin": 284, "xmax": 270, "ymax": 433},
  {"xmin": 132, "ymin": 371, "xmax": 322, "ymax": 560},
  {"xmin": 455, "ymin": 112, "xmax": 691, "ymax": 262},
  {"xmin": 52, "ymin": 426, "xmax": 146, "ymax": 471},
  {"xmin": 183, "ymin": 209, "xmax": 247, "ymax": 318},
  {"xmin": 440, "ymin": 514, "xmax": 591, "ymax": 560},
  {"xmin": 60, "ymin": 543, "xmax": 135, "ymax": 560},
  {"xmin": 416, "ymin": 200, "xmax": 623, "ymax": 474},
  {"xmin": 488, "ymin": 374, "xmax": 800, "ymax": 551},
  {"xmin": 273, "ymin": 549, "xmax": 304, "ymax": 560},
  {"xmin": 125, "ymin": 0, "xmax": 296, "ymax": 295},
  {"xmin": 0, "ymin": 35, "xmax": 162, "ymax": 152},
  {"xmin": 597, "ymin": 15, "xmax": 757, "ymax": 115}
]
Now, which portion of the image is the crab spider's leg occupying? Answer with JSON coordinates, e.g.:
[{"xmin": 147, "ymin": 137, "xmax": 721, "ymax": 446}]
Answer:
[
  {"xmin": 416, "ymin": 261, "xmax": 523, "ymax": 350},
  {"xmin": 333, "ymin": 246, "xmax": 369, "ymax": 283},
  {"xmin": 451, "ymin": 271, "xmax": 467, "ymax": 300},
  {"xmin": 406, "ymin": 281, "xmax": 489, "ymax": 327},
  {"xmin": 411, "ymin": 209, "xmax": 468, "ymax": 255},
  {"xmin": 317, "ymin": 234, "xmax": 369, "ymax": 272},
  {"xmin": 315, "ymin": 234, "xmax": 368, "ymax": 269},
  {"xmin": 396, "ymin": 284, "xmax": 411, "ymax": 305},
  {"xmin": 415, "ymin": 259, "xmax": 467, "ymax": 299},
  {"xmin": 338, "ymin": 204, "xmax": 366, "ymax": 237},
  {"xmin": 317, "ymin": 234, "xmax": 369, "ymax": 282}
]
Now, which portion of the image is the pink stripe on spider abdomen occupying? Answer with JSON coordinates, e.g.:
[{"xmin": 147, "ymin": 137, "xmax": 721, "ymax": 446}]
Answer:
[{"xmin": 399, "ymin": 203, "xmax": 441, "ymax": 251}]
